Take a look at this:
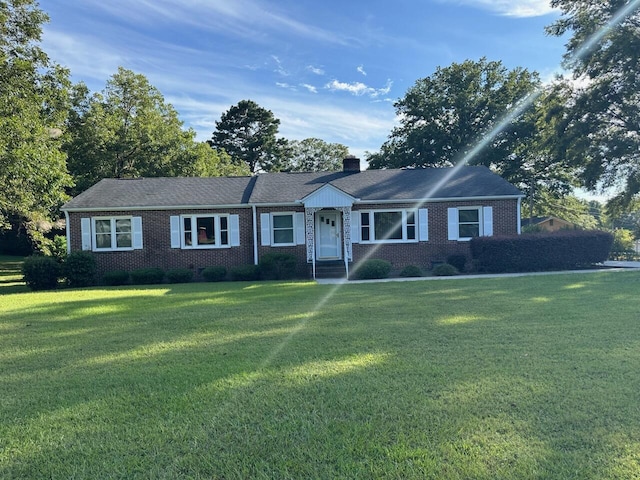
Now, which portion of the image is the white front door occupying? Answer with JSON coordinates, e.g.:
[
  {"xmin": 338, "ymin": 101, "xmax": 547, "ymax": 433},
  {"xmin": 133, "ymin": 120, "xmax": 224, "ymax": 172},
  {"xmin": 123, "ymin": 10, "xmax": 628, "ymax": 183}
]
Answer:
[{"xmin": 316, "ymin": 211, "xmax": 341, "ymax": 260}]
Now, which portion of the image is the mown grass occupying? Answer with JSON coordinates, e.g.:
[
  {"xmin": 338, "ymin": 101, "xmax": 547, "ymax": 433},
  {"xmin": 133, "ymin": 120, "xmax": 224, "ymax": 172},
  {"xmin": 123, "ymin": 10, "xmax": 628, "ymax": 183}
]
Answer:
[{"xmin": 1, "ymin": 256, "xmax": 640, "ymax": 479}]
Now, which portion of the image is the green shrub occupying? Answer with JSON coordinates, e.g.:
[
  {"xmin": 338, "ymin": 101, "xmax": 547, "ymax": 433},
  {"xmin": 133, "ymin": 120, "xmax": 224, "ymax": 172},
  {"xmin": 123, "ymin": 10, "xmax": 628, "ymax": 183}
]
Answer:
[
  {"xmin": 229, "ymin": 264, "xmax": 260, "ymax": 281},
  {"xmin": 259, "ymin": 253, "xmax": 298, "ymax": 280},
  {"xmin": 50, "ymin": 235, "xmax": 68, "ymax": 263},
  {"xmin": 446, "ymin": 254, "xmax": 467, "ymax": 273},
  {"xmin": 103, "ymin": 270, "xmax": 130, "ymax": 286},
  {"xmin": 21, "ymin": 255, "xmax": 61, "ymax": 291},
  {"xmin": 202, "ymin": 266, "xmax": 227, "ymax": 282},
  {"xmin": 399, "ymin": 265, "xmax": 423, "ymax": 277},
  {"xmin": 166, "ymin": 268, "xmax": 194, "ymax": 284},
  {"xmin": 432, "ymin": 263, "xmax": 458, "ymax": 276},
  {"xmin": 353, "ymin": 259, "xmax": 391, "ymax": 280},
  {"xmin": 63, "ymin": 251, "xmax": 97, "ymax": 287},
  {"xmin": 130, "ymin": 267, "xmax": 165, "ymax": 285},
  {"xmin": 470, "ymin": 230, "xmax": 614, "ymax": 273}
]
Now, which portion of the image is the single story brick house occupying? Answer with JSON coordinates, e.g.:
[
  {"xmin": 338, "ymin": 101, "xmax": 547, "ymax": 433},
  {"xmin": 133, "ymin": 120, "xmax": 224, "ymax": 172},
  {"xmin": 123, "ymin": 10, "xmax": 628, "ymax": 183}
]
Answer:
[{"xmin": 62, "ymin": 157, "xmax": 524, "ymax": 279}]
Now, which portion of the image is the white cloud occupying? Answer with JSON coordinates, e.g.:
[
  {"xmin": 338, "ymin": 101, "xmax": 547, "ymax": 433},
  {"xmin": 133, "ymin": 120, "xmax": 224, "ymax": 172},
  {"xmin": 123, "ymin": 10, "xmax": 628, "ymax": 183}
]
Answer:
[
  {"xmin": 271, "ymin": 55, "xmax": 290, "ymax": 76},
  {"xmin": 301, "ymin": 84, "xmax": 318, "ymax": 93},
  {"xmin": 357, "ymin": 65, "xmax": 367, "ymax": 76},
  {"xmin": 446, "ymin": 0, "xmax": 556, "ymax": 17},
  {"xmin": 307, "ymin": 65, "xmax": 325, "ymax": 75},
  {"xmin": 325, "ymin": 79, "xmax": 393, "ymax": 98}
]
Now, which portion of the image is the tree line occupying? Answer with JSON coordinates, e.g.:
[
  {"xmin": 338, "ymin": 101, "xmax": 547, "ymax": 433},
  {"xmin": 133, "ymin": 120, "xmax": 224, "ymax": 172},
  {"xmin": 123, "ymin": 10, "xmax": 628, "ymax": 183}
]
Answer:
[{"xmin": 2, "ymin": 0, "xmax": 640, "ymax": 252}]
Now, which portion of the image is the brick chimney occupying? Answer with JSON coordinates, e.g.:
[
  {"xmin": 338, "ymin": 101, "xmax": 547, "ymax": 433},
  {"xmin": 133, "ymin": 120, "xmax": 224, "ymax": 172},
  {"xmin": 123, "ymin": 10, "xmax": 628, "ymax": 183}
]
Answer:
[{"xmin": 342, "ymin": 155, "xmax": 361, "ymax": 172}]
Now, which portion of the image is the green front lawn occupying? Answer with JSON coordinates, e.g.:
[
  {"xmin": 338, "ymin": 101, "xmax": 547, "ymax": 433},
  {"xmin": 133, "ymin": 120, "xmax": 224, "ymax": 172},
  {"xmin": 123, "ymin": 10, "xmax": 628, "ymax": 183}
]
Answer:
[{"xmin": 1, "ymin": 266, "xmax": 640, "ymax": 478}]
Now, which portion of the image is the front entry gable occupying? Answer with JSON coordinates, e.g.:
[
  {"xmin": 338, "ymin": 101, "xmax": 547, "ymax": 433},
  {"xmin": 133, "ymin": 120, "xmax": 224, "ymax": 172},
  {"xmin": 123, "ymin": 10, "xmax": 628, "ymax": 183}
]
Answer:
[{"xmin": 298, "ymin": 183, "xmax": 358, "ymax": 209}]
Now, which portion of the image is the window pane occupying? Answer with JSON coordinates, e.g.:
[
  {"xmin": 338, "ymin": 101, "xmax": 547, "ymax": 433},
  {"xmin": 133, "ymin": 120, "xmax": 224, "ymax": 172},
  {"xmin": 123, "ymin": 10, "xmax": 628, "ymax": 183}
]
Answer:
[
  {"xmin": 95, "ymin": 219, "xmax": 111, "ymax": 234},
  {"xmin": 116, "ymin": 233, "xmax": 132, "ymax": 248},
  {"xmin": 115, "ymin": 219, "xmax": 131, "ymax": 233},
  {"xmin": 407, "ymin": 212, "xmax": 415, "ymax": 225},
  {"xmin": 183, "ymin": 217, "xmax": 192, "ymax": 231},
  {"xmin": 407, "ymin": 226, "xmax": 416, "ymax": 240},
  {"xmin": 374, "ymin": 211, "xmax": 402, "ymax": 240},
  {"xmin": 273, "ymin": 229, "xmax": 293, "ymax": 244},
  {"xmin": 360, "ymin": 212, "xmax": 370, "ymax": 226},
  {"xmin": 220, "ymin": 217, "xmax": 228, "ymax": 230},
  {"xmin": 361, "ymin": 227, "xmax": 370, "ymax": 241},
  {"xmin": 459, "ymin": 209, "xmax": 479, "ymax": 223},
  {"xmin": 221, "ymin": 231, "xmax": 229, "ymax": 245},
  {"xmin": 96, "ymin": 233, "xmax": 111, "ymax": 249},
  {"xmin": 197, "ymin": 217, "xmax": 215, "ymax": 244},
  {"xmin": 459, "ymin": 224, "xmax": 480, "ymax": 238},
  {"xmin": 273, "ymin": 215, "xmax": 293, "ymax": 228}
]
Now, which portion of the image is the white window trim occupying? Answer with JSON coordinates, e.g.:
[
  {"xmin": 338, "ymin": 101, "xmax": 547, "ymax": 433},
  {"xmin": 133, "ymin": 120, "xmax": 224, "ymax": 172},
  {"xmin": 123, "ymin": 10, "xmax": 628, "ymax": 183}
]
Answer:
[
  {"xmin": 270, "ymin": 212, "xmax": 296, "ymax": 246},
  {"xmin": 359, "ymin": 209, "xmax": 420, "ymax": 244},
  {"xmin": 448, "ymin": 206, "xmax": 492, "ymax": 241},
  {"xmin": 92, "ymin": 216, "xmax": 135, "ymax": 252},
  {"xmin": 180, "ymin": 214, "xmax": 231, "ymax": 249}
]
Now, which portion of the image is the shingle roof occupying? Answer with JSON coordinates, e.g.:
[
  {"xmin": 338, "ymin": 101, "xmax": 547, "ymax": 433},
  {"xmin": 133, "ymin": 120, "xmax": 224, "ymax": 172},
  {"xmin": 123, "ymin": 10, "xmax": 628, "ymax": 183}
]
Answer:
[
  {"xmin": 62, "ymin": 166, "xmax": 522, "ymax": 211},
  {"xmin": 62, "ymin": 176, "xmax": 256, "ymax": 210},
  {"xmin": 249, "ymin": 166, "xmax": 522, "ymax": 203}
]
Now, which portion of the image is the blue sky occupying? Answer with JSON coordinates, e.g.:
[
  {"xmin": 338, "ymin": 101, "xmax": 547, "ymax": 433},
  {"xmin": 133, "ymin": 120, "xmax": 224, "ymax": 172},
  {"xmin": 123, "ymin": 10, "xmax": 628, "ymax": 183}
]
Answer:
[{"xmin": 41, "ymin": 0, "xmax": 566, "ymax": 159}]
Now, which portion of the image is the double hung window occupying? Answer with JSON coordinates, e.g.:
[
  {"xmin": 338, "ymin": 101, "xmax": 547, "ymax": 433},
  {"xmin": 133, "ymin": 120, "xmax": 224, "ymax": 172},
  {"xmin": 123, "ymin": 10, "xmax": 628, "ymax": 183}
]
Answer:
[
  {"xmin": 359, "ymin": 210, "xmax": 417, "ymax": 243},
  {"xmin": 182, "ymin": 214, "xmax": 229, "ymax": 248},
  {"xmin": 92, "ymin": 217, "xmax": 134, "ymax": 251}
]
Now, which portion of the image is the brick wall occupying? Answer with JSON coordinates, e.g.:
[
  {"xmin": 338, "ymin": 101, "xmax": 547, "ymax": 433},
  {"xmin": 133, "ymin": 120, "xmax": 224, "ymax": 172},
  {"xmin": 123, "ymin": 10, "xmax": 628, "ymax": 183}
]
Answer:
[
  {"xmin": 351, "ymin": 199, "xmax": 519, "ymax": 272},
  {"xmin": 68, "ymin": 198, "xmax": 519, "ymax": 279},
  {"xmin": 68, "ymin": 208, "xmax": 255, "ymax": 279}
]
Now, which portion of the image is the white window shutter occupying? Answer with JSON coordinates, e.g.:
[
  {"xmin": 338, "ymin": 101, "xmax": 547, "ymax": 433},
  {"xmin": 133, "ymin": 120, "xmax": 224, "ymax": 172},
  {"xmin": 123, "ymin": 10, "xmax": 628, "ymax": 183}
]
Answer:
[
  {"xmin": 229, "ymin": 214, "xmax": 240, "ymax": 246},
  {"xmin": 170, "ymin": 216, "xmax": 181, "ymax": 248},
  {"xmin": 294, "ymin": 212, "xmax": 305, "ymax": 245},
  {"xmin": 483, "ymin": 206, "xmax": 493, "ymax": 236},
  {"xmin": 260, "ymin": 213, "xmax": 271, "ymax": 246},
  {"xmin": 447, "ymin": 208, "xmax": 459, "ymax": 241},
  {"xmin": 132, "ymin": 217, "xmax": 143, "ymax": 249},
  {"xmin": 81, "ymin": 218, "xmax": 92, "ymax": 251},
  {"xmin": 350, "ymin": 212, "xmax": 360, "ymax": 243},
  {"xmin": 418, "ymin": 209, "xmax": 429, "ymax": 241}
]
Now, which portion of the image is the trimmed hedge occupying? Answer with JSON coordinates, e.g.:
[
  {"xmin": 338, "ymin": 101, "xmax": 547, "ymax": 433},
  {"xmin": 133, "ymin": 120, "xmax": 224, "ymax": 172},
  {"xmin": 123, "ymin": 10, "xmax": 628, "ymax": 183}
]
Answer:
[
  {"xmin": 229, "ymin": 264, "xmax": 260, "ymax": 281},
  {"xmin": 259, "ymin": 253, "xmax": 298, "ymax": 280},
  {"xmin": 201, "ymin": 266, "xmax": 227, "ymax": 282},
  {"xmin": 166, "ymin": 268, "xmax": 194, "ymax": 284},
  {"xmin": 103, "ymin": 270, "xmax": 130, "ymax": 286},
  {"xmin": 130, "ymin": 267, "xmax": 165, "ymax": 285},
  {"xmin": 470, "ymin": 230, "xmax": 614, "ymax": 273},
  {"xmin": 353, "ymin": 259, "xmax": 391, "ymax": 280},
  {"xmin": 432, "ymin": 263, "xmax": 458, "ymax": 276},
  {"xmin": 63, "ymin": 251, "xmax": 97, "ymax": 288},
  {"xmin": 22, "ymin": 255, "xmax": 61, "ymax": 291},
  {"xmin": 399, "ymin": 265, "xmax": 423, "ymax": 277}
]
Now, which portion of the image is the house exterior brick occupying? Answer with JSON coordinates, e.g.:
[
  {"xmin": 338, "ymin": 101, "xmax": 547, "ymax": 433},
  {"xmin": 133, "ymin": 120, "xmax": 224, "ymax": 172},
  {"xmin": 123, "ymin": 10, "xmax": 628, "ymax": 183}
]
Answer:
[{"xmin": 62, "ymin": 162, "xmax": 524, "ymax": 280}]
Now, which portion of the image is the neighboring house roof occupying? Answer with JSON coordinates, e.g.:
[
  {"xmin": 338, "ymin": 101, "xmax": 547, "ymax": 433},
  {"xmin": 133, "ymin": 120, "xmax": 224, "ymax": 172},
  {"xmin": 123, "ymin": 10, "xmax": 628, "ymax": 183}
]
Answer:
[
  {"xmin": 521, "ymin": 216, "xmax": 573, "ymax": 228},
  {"xmin": 62, "ymin": 166, "xmax": 523, "ymax": 211}
]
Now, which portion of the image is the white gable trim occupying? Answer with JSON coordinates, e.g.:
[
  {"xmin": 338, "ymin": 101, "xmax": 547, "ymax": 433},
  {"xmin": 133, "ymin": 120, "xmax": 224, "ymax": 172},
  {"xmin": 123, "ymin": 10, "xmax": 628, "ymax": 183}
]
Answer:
[{"xmin": 299, "ymin": 184, "xmax": 358, "ymax": 209}]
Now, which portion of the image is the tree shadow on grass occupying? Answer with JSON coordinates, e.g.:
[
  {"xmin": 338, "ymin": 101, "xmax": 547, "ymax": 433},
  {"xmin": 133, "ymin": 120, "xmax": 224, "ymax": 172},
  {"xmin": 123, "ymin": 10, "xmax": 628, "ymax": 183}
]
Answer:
[{"xmin": 2, "ymin": 271, "xmax": 640, "ymax": 478}]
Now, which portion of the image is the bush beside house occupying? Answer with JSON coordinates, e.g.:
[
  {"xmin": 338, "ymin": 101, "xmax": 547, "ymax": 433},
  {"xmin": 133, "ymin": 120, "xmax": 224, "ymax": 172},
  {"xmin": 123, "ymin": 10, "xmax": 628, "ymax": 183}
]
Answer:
[{"xmin": 470, "ymin": 230, "xmax": 613, "ymax": 273}]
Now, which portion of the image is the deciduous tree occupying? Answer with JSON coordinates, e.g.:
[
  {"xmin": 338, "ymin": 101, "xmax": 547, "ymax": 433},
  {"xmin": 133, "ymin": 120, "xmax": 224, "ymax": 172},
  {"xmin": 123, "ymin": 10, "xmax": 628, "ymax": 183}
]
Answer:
[
  {"xmin": 0, "ymin": 0, "xmax": 72, "ymax": 232},
  {"xmin": 65, "ymin": 68, "xmax": 246, "ymax": 194},
  {"xmin": 547, "ymin": 0, "xmax": 640, "ymax": 206},
  {"xmin": 367, "ymin": 58, "xmax": 540, "ymax": 179}
]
